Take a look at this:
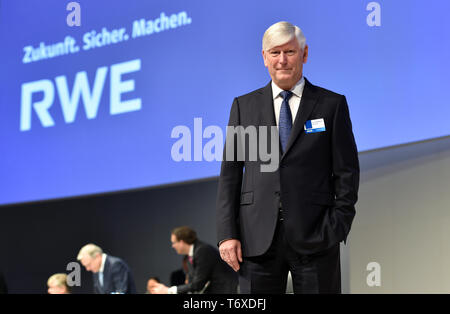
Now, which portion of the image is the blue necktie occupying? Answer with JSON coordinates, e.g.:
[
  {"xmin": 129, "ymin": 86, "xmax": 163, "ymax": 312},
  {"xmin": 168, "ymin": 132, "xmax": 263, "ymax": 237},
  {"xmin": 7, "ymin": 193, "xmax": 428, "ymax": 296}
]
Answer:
[{"xmin": 279, "ymin": 90, "xmax": 293, "ymax": 152}]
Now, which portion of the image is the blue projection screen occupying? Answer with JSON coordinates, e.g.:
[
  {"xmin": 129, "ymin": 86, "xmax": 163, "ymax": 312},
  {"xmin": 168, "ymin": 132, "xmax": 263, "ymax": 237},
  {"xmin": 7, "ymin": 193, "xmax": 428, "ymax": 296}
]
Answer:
[{"xmin": 1, "ymin": 0, "xmax": 449, "ymax": 206}]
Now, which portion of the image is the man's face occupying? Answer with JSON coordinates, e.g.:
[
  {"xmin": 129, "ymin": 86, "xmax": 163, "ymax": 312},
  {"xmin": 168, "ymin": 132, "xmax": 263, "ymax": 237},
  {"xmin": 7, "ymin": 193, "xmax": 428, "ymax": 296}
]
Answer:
[
  {"xmin": 262, "ymin": 38, "xmax": 308, "ymax": 90},
  {"xmin": 171, "ymin": 234, "xmax": 189, "ymax": 255},
  {"xmin": 80, "ymin": 254, "xmax": 102, "ymax": 273}
]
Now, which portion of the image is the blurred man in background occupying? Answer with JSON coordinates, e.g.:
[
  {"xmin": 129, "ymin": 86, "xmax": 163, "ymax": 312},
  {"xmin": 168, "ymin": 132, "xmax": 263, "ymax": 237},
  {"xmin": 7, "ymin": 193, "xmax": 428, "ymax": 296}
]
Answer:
[
  {"xmin": 77, "ymin": 243, "xmax": 136, "ymax": 294},
  {"xmin": 47, "ymin": 273, "xmax": 70, "ymax": 294},
  {"xmin": 151, "ymin": 226, "xmax": 238, "ymax": 294}
]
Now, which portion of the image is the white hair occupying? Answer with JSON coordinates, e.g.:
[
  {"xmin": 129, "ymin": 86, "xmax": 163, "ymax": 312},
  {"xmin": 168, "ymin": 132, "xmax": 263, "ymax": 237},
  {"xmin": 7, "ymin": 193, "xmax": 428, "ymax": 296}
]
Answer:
[
  {"xmin": 262, "ymin": 21, "xmax": 306, "ymax": 51},
  {"xmin": 47, "ymin": 273, "xmax": 68, "ymax": 287},
  {"xmin": 77, "ymin": 243, "xmax": 103, "ymax": 260}
]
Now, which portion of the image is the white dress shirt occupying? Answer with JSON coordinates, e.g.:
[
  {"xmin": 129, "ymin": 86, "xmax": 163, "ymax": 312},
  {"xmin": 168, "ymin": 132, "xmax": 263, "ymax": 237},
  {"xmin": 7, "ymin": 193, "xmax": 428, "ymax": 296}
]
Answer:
[
  {"xmin": 98, "ymin": 253, "xmax": 107, "ymax": 286},
  {"xmin": 271, "ymin": 76, "xmax": 305, "ymax": 128}
]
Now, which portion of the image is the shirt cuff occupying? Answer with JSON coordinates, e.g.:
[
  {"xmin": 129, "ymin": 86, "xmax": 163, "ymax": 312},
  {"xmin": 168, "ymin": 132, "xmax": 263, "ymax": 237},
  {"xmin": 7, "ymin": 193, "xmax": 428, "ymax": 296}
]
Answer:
[{"xmin": 167, "ymin": 286, "xmax": 177, "ymax": 294}]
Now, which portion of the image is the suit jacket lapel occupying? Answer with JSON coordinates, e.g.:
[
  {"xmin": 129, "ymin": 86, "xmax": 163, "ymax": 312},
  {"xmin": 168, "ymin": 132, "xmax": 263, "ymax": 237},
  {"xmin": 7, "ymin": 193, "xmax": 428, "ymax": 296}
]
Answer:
[
  {"xmin": 258, "ymin": 81, "xmax": 276, "ymax": 127},
  {"xmin": 259, "ymin": 81, "xmax": 283, "ymax": 161},
  {"xmin": 94, "ymin": 273, "xmax": 103, "ymax": 294},
  {"xmin": 102, "ymin": 256, "xmax": 110, "ymax": 292},
  {"xmin": 282, "ymin": 77, "xmax": 319, "ymax": 159}
]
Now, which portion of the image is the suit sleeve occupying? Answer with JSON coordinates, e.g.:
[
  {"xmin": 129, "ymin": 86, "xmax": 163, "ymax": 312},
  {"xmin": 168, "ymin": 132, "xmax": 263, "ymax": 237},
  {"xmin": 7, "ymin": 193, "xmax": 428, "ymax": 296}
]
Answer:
[
  {"xmin": 216, "ymin": 97, "xmax": 244, "ymax": 245},
  {"xmin": 176, "ymin": 246, "xmax": 217, "ymax": 294},
  {"xmin": 330, "ymin": 95, "xmax": 360, "ymax": 243}
]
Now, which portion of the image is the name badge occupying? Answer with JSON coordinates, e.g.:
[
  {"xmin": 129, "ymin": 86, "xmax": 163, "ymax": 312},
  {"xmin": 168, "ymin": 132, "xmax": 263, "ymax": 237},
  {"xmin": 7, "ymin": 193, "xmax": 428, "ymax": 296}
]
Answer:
[{"xmin": 304, "ymin": 118, "xmax": 326, "ymax": 133}]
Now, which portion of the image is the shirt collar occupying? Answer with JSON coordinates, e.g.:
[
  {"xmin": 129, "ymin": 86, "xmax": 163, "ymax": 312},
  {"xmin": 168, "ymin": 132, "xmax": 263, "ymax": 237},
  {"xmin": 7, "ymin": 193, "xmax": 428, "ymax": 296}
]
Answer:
[
  {"xmin": 271, "ymin": 76, "xmax": 305, "ymax": 100},
  {"xmin": 99, "ymin": 253, "xmax": 107, "ymax": 273}
]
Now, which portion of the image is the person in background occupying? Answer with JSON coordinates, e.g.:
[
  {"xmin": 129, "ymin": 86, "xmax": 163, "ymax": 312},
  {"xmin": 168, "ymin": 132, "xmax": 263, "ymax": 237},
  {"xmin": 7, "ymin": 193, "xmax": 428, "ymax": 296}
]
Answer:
[
  {"xmin": 77, "ymin": 243, "xmax": 136, "ymax": 294},
  {"xmin": 151, "ymin": 226, "xmax": 238, "ymax": 294},
  {"xmin": 47, "ymin": 273, "xmax": 70, "ymax": 294}
]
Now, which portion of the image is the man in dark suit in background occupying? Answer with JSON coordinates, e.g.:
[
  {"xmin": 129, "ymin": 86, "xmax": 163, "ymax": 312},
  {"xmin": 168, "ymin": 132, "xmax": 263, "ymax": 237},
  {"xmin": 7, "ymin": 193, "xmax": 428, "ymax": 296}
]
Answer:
[
  {"xmin": 151, "ymin": 226, "xmax": 238, "ymax": 294},
  {"xmin": 216, "ymin": 21, "xmax": 359, "ymax": 293},
  {"xmin": 77, "ymin": 243, "xmax": 136, "ymax": 294}
]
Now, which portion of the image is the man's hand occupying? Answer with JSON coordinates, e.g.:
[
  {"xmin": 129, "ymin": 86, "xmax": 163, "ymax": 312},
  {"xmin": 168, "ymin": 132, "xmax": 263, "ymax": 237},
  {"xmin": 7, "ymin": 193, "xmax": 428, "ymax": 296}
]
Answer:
[
  {"xmin": 219, "ymin": 239, "xmax": 242, "ymax": 272},
  {"xmin": 150, "ymin": 283, "xmax": 169, "ymax": 294}
]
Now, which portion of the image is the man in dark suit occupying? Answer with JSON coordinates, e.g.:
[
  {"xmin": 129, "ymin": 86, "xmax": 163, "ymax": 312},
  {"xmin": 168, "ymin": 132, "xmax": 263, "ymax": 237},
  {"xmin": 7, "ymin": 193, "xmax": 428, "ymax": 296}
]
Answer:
[
  {"xmin": 216, "ymin": 21, "xmax": 359, "ymax": 293},
  {"xmin": 151, "ymin": 226, "xmax": 238, "ymax": 294},
  {"xmin": 77, "ymin": 243, "xmax": 136, "ymax": 294}
]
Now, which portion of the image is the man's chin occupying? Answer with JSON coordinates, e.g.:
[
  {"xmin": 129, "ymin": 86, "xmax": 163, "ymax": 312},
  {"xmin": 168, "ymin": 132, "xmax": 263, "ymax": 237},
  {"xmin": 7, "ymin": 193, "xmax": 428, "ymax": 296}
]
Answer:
[
  {"xmin": 274, "ymin": 77, "xmax": 294, "ymax": 87},
  {"xmin": 275, "ymin": 75, "xmax": 293, "ymax": 82}
]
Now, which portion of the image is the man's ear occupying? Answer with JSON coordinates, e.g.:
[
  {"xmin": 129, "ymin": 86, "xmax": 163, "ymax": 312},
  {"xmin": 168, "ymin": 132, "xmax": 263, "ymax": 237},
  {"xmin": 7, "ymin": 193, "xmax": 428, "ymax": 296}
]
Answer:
[
  {"xmin": 262, "ymin": 50, "xmax": 268, "ymax": 67},
  {"xmin": 302, "ymin": 45, "xmax": 309, "ymax": 63}
]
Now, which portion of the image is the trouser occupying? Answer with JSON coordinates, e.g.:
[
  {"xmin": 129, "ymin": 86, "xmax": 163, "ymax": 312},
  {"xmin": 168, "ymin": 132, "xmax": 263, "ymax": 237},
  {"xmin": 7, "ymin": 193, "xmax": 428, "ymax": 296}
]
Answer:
[{"xmin": 238, "ymin": 219, "xmax": 341, "ymax": 294}]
